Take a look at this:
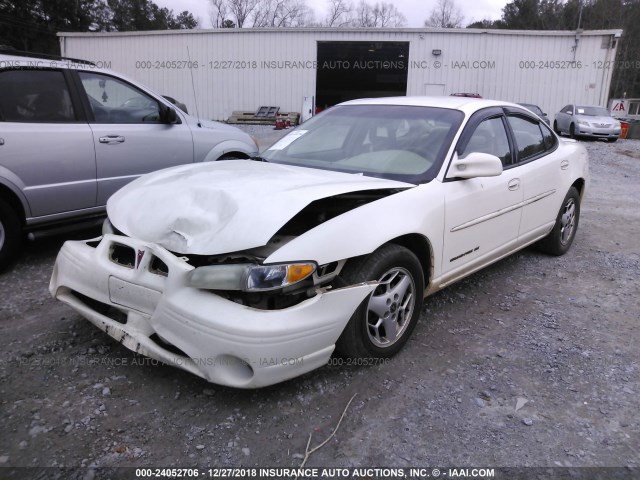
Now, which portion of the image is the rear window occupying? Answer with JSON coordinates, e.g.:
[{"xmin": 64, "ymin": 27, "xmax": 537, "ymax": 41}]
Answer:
[{"xmin": 0, "ymin": 69, "xmax": 76, "ymax": 123}]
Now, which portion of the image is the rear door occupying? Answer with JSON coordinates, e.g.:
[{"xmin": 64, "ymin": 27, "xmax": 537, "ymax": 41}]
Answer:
[
  {"xmin": 0, "ymin": 68, "xmax": 96, "ymax": 217},
  {"xmin": 74, "ymin": 71, "xmax": 194, "ymax": 206},
  {"xmin": 504, "ymin": 111, "xmax": 565, "ymax": 240}
]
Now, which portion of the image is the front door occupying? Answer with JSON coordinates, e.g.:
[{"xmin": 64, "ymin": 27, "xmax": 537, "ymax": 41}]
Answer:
[
  {"xmin": 442, "ymin": 114, "xmax": 522, "ymax": 276},
  {"xmin": 76, "ymin": 71, "xmax": 194, "ymax": 206}
]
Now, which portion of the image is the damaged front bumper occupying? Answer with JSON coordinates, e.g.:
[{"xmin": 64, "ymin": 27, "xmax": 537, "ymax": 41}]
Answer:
[{"xmin": 49, "ymin": 234, "xmax": 375, "ymax": 388}]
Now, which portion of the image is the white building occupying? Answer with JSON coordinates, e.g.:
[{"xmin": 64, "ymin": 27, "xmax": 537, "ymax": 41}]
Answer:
[{"xmin": 59, "ymin": 28, "xmax": 622, "ymax": 122}]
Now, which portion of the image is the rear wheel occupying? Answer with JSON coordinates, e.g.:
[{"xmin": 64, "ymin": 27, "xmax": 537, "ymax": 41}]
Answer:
[
  {"xmin": 536, "ymin": 187, "xmax": 580, "ymax": 256},
  {"xmin": 335, "ymin": 244, "xmax": 424, "ymax": 358},
  {"xmin": 0, "ymin": 198, "xmax": 21, "ymax": 272}
]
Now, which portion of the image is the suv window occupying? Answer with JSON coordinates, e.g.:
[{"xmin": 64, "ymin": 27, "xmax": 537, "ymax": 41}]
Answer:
[
  {"xmin": 460, "ymin": 116, "xmax": 512, "ymax": 165},
  {"xmin": 78, "ymin": 72, "xmax": 162, "ymax": 124},
  {"xmin": 0, "ymin": 69, "xmax": 76, "ymax": 123},
  {"xmin": 508, "ymin": 115, "xmax": 547, "ymax": 161}
]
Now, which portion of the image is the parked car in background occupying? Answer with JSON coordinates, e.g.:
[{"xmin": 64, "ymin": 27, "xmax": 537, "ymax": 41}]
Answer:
[
  {"xmin": 450, "ymin": 93, "xmax": 482, "ymax": 98},
  {"xmin": 518, "ymin": 103, "xmax": 550, "ymax": 125},
  {"xmin": 51, "ymin": 96, "xmax": 589, "ymax": 388},
  {"xmin": 554, "ymin": 104, "xmax": 621, "ymax": 142},
  {"xmin": 0, "ymin": 51, "xmax": 258, "ymax": 271}
]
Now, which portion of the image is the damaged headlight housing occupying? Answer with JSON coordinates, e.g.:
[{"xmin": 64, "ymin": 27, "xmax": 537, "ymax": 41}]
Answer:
[{"xmin": 188, "ymin": 262, "xmax": 316, "ymax": 292}]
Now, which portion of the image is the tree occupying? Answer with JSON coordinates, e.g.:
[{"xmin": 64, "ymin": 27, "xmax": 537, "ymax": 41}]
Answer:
[
  {"xmin": 227, "ymin": 0, "xmax": 258, "ymax": 27},
  {"xmin": 210, "ymin": 0, "xmax": 230, "ymax": 27},
  {"xmin": 466, "ymin": 19, "xmax": 504, "ymax": 28},
  {"xmin": 324, "ymin": 0, "xmax": 351, "ymax": 26},
  {"xmin": 353, "ymin": 0, "xmax": 405, "ymax": 27},
  {"xmin": 0, "ymin": 0, "xmax": 111, "ymax": 53},
  {"xmin": 172, "ymin": 11, "xmax": 198, "ymax": 29},
  {"xmin": 425, "ymin": 0, "xmax": 463, "ymax": 28},
  {"xmin": 251, "ymin": 0, "xmax": 314, "ymax": 27},
  {"xmin": 108, "ymin": 0, "xmax": 197, "ymax": 31}
]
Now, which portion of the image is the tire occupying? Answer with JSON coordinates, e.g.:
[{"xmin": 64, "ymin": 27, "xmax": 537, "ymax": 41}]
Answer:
[
  {"xmin": 0, "ymin": 198, "xmax": 22, "ymax": 272},
  {"xmin": 608, "ymin": 137, "xmax": 618, "ymax": 143},
  {"xmin": 569, "ymin": 123, "xmax": 577, "ymax": 139},
  {"xmin": 553, "ymin": 121, "xmax": 561, "ymax": 135},
  {"xmin": 335, "ymin": 244, "xmax": 424, "ymax": 359},
  {"xmin": 536, "ymin": 186, "xmax": 580, "ymax": 256}
]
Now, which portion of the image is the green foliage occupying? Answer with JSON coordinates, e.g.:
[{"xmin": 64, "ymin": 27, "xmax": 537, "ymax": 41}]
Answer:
[{"xmin": 0, "ymin": 0, "xmax": 197, "ymax": 54}]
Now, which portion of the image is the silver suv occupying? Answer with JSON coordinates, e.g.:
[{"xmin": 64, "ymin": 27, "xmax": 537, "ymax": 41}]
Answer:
[{"xmin": 0, "ymin": 52, "xmax": 258, "ymax": 271}]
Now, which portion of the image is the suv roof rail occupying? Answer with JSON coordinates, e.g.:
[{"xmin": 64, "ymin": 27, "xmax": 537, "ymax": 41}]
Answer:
[{"xmin": 0, "ymin": 49, "xmax": 96, "ymax": 66}]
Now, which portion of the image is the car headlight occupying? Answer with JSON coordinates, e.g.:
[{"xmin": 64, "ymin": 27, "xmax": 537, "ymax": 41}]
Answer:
[
  {"xmin": 578, "ymin": 120, "xmax": 590, "ymax": 127},
  {"xmin": 188, "ymin": 262, "xmax": 316, "ymax": 292}
]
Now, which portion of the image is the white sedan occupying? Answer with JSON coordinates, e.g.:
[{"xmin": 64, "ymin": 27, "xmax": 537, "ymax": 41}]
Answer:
[{"xmin": 50, "ymin": 97, "xmax": 589, "ymax": 388}]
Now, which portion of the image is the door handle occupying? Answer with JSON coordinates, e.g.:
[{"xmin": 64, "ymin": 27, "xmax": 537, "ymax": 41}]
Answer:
[
  {"xmin": 0, "ymin": 138, "xmax": 4, "ymax": 146},
  {"xmin": 508, "ymin": 178, "xmax": 520, "ymax": 191},
  {"xmin": 560, "ymin": 159, "xmax": 569, "ymax": 170},
  {"xmin": 99, "ymin": 135, "xmax": 125, "ymax": 144}
]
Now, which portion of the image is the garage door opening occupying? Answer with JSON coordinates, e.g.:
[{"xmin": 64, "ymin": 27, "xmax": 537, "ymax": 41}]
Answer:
[{"xmin": 316, "ymin": 41, "xmax": 409, "ymax": 112}]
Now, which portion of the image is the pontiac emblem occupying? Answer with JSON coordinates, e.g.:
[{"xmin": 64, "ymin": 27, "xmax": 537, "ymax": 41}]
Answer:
[{"xmin": 136, "ymin": 249, "xmax": 145, "ymax": 269}]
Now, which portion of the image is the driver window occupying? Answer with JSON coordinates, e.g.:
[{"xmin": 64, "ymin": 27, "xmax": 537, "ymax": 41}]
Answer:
[
  {"xmin": 78, "ymin": 72, "xmax": 162, "ymax": 124},
  {"xmin": 460, "ymin": 117, "xmax": 512, "ymax": 165}
]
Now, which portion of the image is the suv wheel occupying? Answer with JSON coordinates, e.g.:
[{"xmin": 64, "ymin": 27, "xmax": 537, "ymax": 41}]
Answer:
[{"xmin": 0, "ymin": 198, "xmax": 21, "ymax": 272}]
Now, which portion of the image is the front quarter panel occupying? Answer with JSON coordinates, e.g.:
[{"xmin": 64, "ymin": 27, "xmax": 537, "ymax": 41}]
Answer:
[
  {"xmin": 265, "ymin": 183, "xmax": 445, "ymax": 280},
  {"xmin": 201, "ymin": 139, "xmax": 259, "ymax": 162}
]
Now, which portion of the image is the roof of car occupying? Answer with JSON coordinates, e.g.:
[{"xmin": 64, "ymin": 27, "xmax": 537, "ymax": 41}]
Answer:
[{"xmin": 340, "ymin": 96, "xmax": 520, "ymax": 115}]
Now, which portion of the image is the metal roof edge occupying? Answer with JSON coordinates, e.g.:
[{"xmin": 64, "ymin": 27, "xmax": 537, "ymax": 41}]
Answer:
[{"xmin": 57, "ymin": 27, "xmax": 624, "ymax": 38}]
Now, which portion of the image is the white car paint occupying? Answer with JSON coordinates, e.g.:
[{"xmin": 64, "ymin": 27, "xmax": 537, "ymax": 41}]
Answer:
[
  {"xmin": 50, "ymin": 96, "xmax": 589, "ymax": 388},
  {"xmin": 107, "ymin": 160, "xmax": 413, "ymax": 254}
]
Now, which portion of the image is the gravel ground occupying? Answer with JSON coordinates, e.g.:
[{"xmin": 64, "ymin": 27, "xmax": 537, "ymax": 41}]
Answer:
[{"xmin": 0, "ymin": 137, "xmax": 639, "ymax": 477}]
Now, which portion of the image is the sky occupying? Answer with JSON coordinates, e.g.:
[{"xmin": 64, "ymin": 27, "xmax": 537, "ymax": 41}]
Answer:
[{"xmin": 153, "ymin": 0, "xmax": 507, "ymax": 28}]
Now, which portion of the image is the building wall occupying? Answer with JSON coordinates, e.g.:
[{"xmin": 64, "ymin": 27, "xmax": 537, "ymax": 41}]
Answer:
[{"xmin": 59, "ymin": 28, "xmax": 621, "ymax": 122}]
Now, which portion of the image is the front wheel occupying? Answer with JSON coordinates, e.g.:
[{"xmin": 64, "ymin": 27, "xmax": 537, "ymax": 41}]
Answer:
[
  {"xmin": 553, "ymin": 121, "xmax": 561, "ymax": 135},
  {"xmin": 0, "ymin": 198, "xmax": 21, "ymax": 272},
  {"xmin": 335, "ymin": 244, "xmax": 424, "ymax": 358},
  {"xmin": 569, "ymin": 123, "xmax": 577, "ymax": 139},
  {"xmin": 536, "ymin": 186, "xmax": 580, "ymax": 256},
  {"xmin": 608, "ymin": 137, "xmax": 618, "ymax": 143}
]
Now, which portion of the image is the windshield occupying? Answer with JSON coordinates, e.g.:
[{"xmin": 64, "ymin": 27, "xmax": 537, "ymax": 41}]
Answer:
[
  {"xmin": 261, "ymin": 104, "xmax": 464, "ymax": 184},
  {"xmin": 576, "ymin": 106, "xmax": 610, "ymax": 117}
]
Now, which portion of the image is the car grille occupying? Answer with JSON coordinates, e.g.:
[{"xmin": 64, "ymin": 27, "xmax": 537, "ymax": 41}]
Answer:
[
  {"xmin": 110, "ymin": 243, "xmax": 135, "ymax": 268},
  {"xmin": 108, "ymin": 242, "xmax": 169, "ymax": 276}
]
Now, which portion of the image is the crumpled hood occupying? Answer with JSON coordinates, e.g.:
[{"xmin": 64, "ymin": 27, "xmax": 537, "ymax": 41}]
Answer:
[{"xmin": 107, "ymin": 160, "xmax": 413, "ymax": 255}]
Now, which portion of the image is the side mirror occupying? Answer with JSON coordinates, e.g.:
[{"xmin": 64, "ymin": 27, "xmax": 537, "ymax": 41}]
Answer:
[
  {"xmin": 446, "ymin": 152, "xmax": 503, "ymax": 179},
  {"xmin": 161, "ymin": 105, "xmax": 178, "ymax": 124},
  {"xmin": 542, "ymin": 112, "xmax": 548, "ymax": 117}
]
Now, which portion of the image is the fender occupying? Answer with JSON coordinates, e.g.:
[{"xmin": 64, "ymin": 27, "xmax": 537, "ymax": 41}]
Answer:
[
  {"xmin": 0, "ymin": 167, "xmax": 31, "ymax": 217},
  {"xmin": 265, "ymin": 182, "xmax": 446, "ymax": 279},
  {"xmin": 202, "ymin": 139, "xmax": 259, "ymax": 162}
]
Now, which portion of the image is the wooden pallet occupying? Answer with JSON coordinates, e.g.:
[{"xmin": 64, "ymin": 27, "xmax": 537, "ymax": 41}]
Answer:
[{"xmin": 227, "ymin": 110, "xmax": 300, "ymax": 126}]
